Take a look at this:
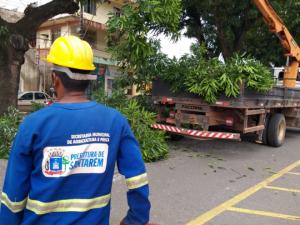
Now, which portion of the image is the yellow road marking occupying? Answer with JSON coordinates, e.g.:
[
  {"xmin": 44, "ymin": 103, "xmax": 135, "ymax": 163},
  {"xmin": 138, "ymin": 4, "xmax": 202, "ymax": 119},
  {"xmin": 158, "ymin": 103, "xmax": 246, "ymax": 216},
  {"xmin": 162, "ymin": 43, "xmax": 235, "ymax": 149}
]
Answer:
[
  {"xmin": 265, "ymin": 185, "xmax": 300, "ymax": 193},
  {"xmin": 186, "ymin": 160, "xmax": 300, "ymax": 225},
  {"xmin": 287, "ymin": 172, "xmax": 300, "ymax": 176},
  {"xmin": 228, "ymin": 207, "xmax": 300, "ymax": 220}
]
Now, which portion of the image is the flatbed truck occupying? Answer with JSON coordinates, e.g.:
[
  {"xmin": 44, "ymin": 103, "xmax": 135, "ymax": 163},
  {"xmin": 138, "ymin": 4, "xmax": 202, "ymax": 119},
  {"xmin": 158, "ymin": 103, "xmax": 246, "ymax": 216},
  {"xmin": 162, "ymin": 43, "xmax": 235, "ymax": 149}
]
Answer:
[
  {"xmin": 151, "ymin": 0, "xmax": 300, "ymax": 147},
  {"xmin": 152, "ymin": 79, "xmax": 300, "ymax": 147}
]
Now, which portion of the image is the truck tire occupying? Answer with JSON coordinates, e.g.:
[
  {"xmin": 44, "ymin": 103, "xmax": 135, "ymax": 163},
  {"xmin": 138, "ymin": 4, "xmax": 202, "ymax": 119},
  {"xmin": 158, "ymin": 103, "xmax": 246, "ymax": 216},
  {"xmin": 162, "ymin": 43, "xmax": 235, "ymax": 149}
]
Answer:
[
  {"xmin": 262, "ymin": 115, "xmax": 270, "ymax": 145},
  {"xmin": 267, "ymin": 114, "xmax": 286, "ymax": 147}
]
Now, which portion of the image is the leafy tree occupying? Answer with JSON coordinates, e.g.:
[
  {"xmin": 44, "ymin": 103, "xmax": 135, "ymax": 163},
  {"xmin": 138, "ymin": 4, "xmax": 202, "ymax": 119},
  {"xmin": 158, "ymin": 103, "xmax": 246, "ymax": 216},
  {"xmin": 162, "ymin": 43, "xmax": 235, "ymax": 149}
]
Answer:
[
  {"xmin": 107, "ymin": 0, "xmax": 182, "ymax": 90},
  {"xmin": 182, "ymin": 0, "xmax": 300, "ymax": 65}
]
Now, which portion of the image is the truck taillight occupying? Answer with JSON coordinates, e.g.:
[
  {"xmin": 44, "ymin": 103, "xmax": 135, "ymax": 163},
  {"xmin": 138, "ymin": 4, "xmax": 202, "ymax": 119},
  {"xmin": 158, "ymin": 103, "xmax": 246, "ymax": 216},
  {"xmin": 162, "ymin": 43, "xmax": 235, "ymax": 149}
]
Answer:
[
  {"xmin": 226, "ymin": 117, "xmax": 234, "ymax": 126},
  {"xmin": 161, "ymin": 97, "xmax": 175, "ymax": 104},
  {"xmin": 169, "ymin": 111, "xmax": 176, "ymax": 118},
  {"xmin": 216, "ymin": 101, "xmax": 230, "ymax": 107}
]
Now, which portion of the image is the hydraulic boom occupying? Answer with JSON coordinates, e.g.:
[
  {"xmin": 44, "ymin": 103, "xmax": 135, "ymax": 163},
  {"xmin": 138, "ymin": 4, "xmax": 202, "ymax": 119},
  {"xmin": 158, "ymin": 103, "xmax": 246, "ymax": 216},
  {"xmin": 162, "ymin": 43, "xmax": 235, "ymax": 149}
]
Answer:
[{"xmin": 253, "ymin": 0, "xmax": 300, "ymax": 88}]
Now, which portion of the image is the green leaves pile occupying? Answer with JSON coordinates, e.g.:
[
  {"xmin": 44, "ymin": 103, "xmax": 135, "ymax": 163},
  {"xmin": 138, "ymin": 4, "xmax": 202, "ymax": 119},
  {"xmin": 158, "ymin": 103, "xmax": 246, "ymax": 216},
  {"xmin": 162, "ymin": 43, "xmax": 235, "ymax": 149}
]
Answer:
[
  {"xmin": 120, "ymin": 100, "xmax": 168, "ymax": 162},
  {"xmin": 93, "ymin": 87, "xmax": 168, "ymax": 162},
  {"xmin": 185, "ymin": 56, "xmax": 225, "ymax": 103},
  {"xmin": 159, "ymin": 44, "xmax": 275, "ymax": 103},
  {"xmin": 0, "ymin": 107, "xmax": 21, "ymax": 159}
]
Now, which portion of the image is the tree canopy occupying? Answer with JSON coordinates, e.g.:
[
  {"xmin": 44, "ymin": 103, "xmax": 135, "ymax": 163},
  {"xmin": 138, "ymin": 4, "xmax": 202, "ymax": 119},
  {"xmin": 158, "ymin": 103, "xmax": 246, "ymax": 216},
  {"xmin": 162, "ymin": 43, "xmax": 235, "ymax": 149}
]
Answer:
[
  {"xmin": 182, "ymin": 0, "xmax": 300, "ymax": 65},
  {"xmin": 106, "ymin": 0, "xmax": 182, "ymax": 90}
]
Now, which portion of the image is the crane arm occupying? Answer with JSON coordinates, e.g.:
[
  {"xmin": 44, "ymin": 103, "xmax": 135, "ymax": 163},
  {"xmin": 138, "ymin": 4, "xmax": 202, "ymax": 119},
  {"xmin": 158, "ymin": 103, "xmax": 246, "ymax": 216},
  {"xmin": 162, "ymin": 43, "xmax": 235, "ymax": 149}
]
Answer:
[
  {"xmin": 253, "ymin": 0, "xmax": 300, "ymax": 60},
  {"xmin": 252, "ymin": 0, "xmax": 300, "ymax": 88}
]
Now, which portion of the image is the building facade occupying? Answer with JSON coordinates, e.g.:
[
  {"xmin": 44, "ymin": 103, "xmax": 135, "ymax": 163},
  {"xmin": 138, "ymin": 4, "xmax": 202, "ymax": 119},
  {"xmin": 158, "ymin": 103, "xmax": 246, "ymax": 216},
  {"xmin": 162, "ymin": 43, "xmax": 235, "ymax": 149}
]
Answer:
[{"xmin": 20, "ymin": 0, "xmax": 131, "ymax": 96}]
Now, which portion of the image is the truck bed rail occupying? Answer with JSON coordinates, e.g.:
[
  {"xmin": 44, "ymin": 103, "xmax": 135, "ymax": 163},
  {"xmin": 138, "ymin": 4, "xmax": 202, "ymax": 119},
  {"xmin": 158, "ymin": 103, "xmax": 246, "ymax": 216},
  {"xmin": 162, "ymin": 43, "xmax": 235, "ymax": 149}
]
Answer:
[{"xmin": 152, "ymin": 123, "xmax": 241, "ymax": 141}]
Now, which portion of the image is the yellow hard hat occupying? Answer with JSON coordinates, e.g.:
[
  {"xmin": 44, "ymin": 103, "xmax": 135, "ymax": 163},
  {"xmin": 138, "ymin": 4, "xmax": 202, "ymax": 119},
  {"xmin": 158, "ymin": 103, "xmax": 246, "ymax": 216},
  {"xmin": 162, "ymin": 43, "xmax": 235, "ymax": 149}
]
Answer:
[{"xmin": 47, "ymin": 35, "xmax": 96, "ymax": 71}]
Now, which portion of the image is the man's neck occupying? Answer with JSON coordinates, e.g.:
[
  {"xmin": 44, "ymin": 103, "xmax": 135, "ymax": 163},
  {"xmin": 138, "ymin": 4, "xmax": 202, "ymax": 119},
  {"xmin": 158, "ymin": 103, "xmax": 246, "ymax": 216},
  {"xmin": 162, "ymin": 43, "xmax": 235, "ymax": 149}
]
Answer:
[{"xmin": 57, "ymin": 91, "xmax": 89, "ymax": 103}]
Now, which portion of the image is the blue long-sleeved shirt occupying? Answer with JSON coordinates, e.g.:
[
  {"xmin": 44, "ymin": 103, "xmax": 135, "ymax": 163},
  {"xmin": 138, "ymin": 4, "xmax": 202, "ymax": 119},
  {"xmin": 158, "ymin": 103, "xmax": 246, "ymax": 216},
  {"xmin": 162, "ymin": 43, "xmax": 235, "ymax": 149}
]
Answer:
[{"xmin": 0, "ymin": 101, "xmax": 150, "ymax": 225}]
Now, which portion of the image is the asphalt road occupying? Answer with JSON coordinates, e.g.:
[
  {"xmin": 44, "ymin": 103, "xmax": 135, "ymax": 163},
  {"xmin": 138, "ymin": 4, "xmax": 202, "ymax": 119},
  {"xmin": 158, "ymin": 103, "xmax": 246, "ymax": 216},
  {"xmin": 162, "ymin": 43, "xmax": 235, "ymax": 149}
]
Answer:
[
  {"xmin": 1, "ymin": 128, "xmax": 300, "ymax": 225},
  {"xmin": 110, "ymin": 128, "xmax": 300, "ymax": 225}
]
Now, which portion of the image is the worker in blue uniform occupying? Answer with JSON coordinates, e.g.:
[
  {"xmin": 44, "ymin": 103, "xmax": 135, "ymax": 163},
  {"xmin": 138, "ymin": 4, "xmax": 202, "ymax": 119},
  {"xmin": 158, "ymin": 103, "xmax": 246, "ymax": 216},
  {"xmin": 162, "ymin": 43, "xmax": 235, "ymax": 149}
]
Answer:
[{"xmin": 0, "ymin": 36, "xmax": 152, "ymax": 225}]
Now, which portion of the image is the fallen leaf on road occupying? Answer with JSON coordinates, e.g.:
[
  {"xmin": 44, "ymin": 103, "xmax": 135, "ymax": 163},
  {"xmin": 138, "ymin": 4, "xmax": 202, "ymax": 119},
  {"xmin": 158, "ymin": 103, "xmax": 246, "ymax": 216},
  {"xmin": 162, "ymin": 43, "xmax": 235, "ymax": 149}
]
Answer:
[
  {"xmin": 248, "ymin": 167, "xmax": 255, "ymax": 172},
  {"xmin": 268, "ymin": 171, "xmax": 277, "ymax": 175},
  {"xmin": 236, "ymin": 175, "xmax": 247, "ymax": 180},
  {"xmin": 217, "ymin": 167, "xmax": 226, "ymax": 170},
  {"xmin": 208, "ymin": 164, "xmax": 214, "ymax": 169},
  {"xmin": 264, "ymin": 167, "xmax": 272, "ymax": 170}
]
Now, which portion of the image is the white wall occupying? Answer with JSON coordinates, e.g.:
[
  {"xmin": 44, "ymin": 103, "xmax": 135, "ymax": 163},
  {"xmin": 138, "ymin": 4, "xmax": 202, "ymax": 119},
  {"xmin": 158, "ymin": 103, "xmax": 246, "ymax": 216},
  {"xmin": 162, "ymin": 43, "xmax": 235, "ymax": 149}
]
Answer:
[
  {"xmin": 61, "ymin": 25, "xmax": 70, "ymax": 37},
  {"xmin": 83, "ymin": 2, "xmax": 122, "ymax": 24},
  {"xmin": 20, "ymin": 49, "xmax": 39, "ymax": 92}
]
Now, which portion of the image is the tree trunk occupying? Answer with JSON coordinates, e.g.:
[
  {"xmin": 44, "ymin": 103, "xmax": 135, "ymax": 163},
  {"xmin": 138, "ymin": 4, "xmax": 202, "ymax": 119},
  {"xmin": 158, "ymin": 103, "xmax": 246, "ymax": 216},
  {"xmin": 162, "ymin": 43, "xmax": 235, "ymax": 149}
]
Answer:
[
  {"xmin": 0, "ymin": 0, "xmax": 79, "ymax": 115},
  {"xmin": 0, "ymin": 56, "xmax": 21, "ymax": 115},
  {"xmin": 0, "ymin": 35, "xmax": 26, "ymax": 115},
  {"xmin": 214, "ymin": 18, "xmax": 233, "ymax": 60}
]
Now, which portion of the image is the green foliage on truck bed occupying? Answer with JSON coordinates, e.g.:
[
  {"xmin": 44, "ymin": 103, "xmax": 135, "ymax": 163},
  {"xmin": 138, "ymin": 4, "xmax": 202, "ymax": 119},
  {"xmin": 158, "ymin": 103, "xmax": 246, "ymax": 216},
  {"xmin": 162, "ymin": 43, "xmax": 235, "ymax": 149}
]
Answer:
[{"xmin": 159, "ymin": 44, "xmax": 275, "ymax": 103}]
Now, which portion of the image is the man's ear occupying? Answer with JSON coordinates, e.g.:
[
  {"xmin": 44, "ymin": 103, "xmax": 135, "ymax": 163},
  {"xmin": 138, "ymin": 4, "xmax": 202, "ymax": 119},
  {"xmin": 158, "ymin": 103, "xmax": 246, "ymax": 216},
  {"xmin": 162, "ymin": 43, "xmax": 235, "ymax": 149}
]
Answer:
[{"xmin": 52, "ymin": 72, "xmax": 60, "ymax": 88}]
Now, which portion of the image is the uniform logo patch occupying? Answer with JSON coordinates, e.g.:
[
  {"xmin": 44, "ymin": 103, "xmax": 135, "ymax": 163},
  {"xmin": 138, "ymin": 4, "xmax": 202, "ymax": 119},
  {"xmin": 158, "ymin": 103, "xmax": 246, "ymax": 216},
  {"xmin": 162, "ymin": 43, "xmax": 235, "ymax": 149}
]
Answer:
[{"xmin": 42, "ymin": 143, "xmax": 108, "ymax": 177}]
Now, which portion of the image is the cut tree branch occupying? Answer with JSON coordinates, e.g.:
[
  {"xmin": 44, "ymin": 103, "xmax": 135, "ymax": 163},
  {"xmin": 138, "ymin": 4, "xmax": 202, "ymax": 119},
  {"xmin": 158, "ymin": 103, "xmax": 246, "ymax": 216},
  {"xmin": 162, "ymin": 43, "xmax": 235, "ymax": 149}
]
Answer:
[{"xmin": 16, "ymin": 0, "xmax": 79, "ymax": 37}]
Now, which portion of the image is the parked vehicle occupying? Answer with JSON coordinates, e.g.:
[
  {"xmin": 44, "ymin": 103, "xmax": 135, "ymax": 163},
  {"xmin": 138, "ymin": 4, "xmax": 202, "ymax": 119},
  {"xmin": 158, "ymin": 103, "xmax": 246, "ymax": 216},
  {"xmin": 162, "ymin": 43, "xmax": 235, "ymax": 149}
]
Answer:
[
  {"xmin": 273, "ymin": 67, "xmax": 300, "ymax": 87},
  {"xmin": 18, "ymin": 91, "xmax": 52, "ymax": 112},
  {"xmin": 151, "ymin": 0, "xmax": 300, "ymax": 147}
]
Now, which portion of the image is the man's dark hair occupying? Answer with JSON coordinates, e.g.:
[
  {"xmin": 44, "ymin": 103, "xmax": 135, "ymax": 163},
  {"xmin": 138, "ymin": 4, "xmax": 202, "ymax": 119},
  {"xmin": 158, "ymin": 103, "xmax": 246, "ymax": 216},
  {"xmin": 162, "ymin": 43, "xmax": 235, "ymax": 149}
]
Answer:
[{"xmin": 54, "ymin": 68, "xmax": 91, "ymax": 92}]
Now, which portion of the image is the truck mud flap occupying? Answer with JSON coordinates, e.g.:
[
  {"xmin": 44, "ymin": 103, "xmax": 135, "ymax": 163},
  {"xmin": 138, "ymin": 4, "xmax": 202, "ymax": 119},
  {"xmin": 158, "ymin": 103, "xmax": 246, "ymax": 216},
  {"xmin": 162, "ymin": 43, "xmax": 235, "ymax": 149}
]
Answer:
[{"xmin": 151, "ymin": 123, "xmax": 241, "ymax": 141}]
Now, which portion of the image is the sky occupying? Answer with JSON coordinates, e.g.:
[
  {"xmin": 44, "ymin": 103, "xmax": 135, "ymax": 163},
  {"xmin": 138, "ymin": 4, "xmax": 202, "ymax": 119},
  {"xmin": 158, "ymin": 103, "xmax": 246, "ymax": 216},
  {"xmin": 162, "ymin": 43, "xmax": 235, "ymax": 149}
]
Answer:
[
  {"xmin": 157, "ymin": 31, "xmax": 196, "ymax": 59},
  {"xmin": 0, "ymin": 0, "xmax": 196, "ymax": 58},
  {"xmin": 0, "ymin": 0, "xmax": 45, "ymax": 11}
]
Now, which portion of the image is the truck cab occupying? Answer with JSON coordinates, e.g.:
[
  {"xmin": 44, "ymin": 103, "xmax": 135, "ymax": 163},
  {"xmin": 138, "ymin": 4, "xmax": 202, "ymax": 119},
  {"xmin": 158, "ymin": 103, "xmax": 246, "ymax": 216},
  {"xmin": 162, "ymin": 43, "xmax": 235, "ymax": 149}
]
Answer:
[{"xmin": 273, "ymin": 67, "xmax": 300, "ymax": 88}]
